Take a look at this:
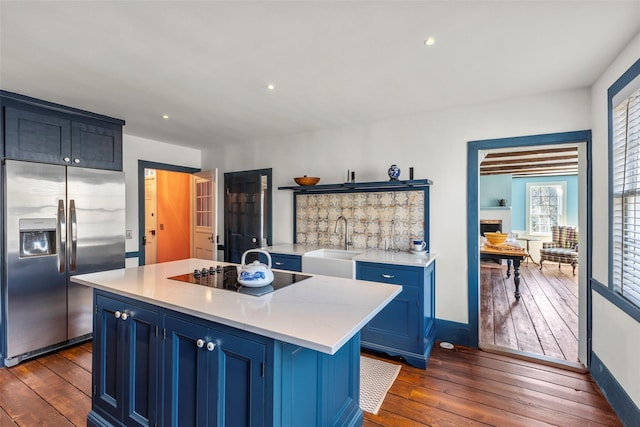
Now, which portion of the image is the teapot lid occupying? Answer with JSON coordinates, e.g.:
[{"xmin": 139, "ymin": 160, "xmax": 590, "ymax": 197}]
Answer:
[{"xmin": 245, "ymin": 260, "xmax": 267, "ymax": 270}]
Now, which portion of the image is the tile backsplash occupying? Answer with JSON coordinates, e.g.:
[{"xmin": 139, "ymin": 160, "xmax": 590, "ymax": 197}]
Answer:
[{"xmin": 295, "ymin": 190, "xmax": 425, "ymax": 250}]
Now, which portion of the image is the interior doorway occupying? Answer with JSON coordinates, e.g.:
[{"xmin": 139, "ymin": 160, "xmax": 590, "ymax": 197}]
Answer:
[
  {"xmin": 478, "ymin": 144, "xmax": 581, "ymax": 366},
  {"xmin": 138, "ymin": 161, "xmax": 216, "ymax": 266},
  {"xmin": 223, "ymin": 169, "xmax": 272, "ymax": 263},
  {"xmin": 467, "ymin": 131, "xmax": 592, "ymax": 369},
  {"xmin": 144, "ymin": 169, "xmax": 158, "ymax": 264}
]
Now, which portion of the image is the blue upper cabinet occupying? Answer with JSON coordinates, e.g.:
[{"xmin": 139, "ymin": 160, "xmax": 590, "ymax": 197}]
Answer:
[
  {"xmin": 1, "ymin": 91, "xmax": 124, "ymax": 171},
  {"xmin": 356, "ymin": 260, "xmax": 436, "ymax": 369}
]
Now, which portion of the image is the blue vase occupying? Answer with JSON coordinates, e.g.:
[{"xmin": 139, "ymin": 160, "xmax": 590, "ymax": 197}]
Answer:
[{"xmin": 388, "ymin": 164, "xmax": 401, "ymax": 181}]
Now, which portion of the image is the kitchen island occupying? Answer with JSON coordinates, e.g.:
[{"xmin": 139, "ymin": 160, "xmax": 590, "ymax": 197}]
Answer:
[{"xmin": 71, "ymin": 258, "xmax": 401, "ymax": 427}]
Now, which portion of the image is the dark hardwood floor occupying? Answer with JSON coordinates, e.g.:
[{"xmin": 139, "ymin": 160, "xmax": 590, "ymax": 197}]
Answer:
[
  {"xmin": 0, "ymin": 340, "xmax": 621, "ymax": 426},
  {"xmin": 364, "ymin": 345, "xmax": 620, "ymax": 426},
  {"xmin": 480, "ymin": 261, "xmax": 579, "ymax": 365}
]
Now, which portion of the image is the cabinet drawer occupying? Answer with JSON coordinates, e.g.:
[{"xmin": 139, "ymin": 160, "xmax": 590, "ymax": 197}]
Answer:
[
  {"xmin": 270, "ymin": 253, "xmax": 302, "ymax": 272},
  {"xmin": 356, "ymin": 262, "xmax": 422, "ymax": 288}
]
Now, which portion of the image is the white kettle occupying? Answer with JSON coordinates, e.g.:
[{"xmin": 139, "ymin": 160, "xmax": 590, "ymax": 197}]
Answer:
[{"xmin": 238, "ymin": 249, "xmax": 275, "ymax": 287}]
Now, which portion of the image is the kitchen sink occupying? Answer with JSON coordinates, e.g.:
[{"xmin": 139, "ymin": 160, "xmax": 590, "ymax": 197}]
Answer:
[{"xmin": 301, "ymin": 249, "xmax": 363, "ymax": 279}]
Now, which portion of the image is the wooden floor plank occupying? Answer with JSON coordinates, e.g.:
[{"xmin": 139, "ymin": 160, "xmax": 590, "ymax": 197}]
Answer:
[
  {"xmin": 429, "ymin": 350, "xmax": 617, "ymax": 418},
  {"xmin": 490, "ymin": 268, "xmax": 519, "ymax": 349},
  {"xmin": 517, "ymin": 275, "xmax": 566, "ymax": 359},
  {"xmin": 378, "ymin": 393, "xmax": 492, "ymax": 427},
  {"xmin": 57, "ymin": 344, "xmax": 92, "ymax": 372},
  {"xmin": 36, "ymin": 352, "xmax": 92, "ymax": 397},
  {"xmin": 480, "ymin": 263, "xmax": 579, "ymax": 364},
  {"xmin": 393, "ymin": 373, "xmax": 610, "ymax": 427},
  {"xmin": 526, "ymin": 267, "xmax": 579, "ymax": 361},
  {"xmin": 8, "ymin": 359, "xmax": 91, "ymax": 426},
  {"xmin": 0, "ymin": 369, "xmax": 75, "ymax": 427},
  {"xmin": 0, "ymin": 407, "xmax": 18, "ymax": 427},
  {"xmin": 479, "ymin": 268, "xmax": 495, "ymax": 345},
  {"xmin": 505, "ymin": 278, "xmax": 545, "ymax": 354}
]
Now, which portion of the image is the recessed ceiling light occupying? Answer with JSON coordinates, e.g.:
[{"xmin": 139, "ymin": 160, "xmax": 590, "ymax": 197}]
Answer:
[
  {"xmin": 424, "ymin": 37, "xmax": 436, "ymax": 46},
  {"xmin": 267, "ymin": 84, "xmax": 275, "ymax": 90},
  {"xmin": 162, "ymin": 114, "xmax": 169, "ymax": 119}
]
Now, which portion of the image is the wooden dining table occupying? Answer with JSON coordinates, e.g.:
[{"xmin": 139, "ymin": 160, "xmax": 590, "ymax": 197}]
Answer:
[{"xmin": 480, "ymin": 242, "xmax": 528, "ymax": 300}]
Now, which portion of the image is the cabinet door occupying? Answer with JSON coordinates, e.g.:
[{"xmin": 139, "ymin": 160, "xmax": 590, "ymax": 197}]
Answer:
[
  {"xmin": 361, "ymin": 286, "xmax": 421, "ymax": 352},
  {"xmin": 164, "ymin": 316, "xmax": 215, "ymax": 427},
  {"xmin": 94, "ymin": 295, "xmax": 125, "ymax": 423},
  {"xmin": 270, "ymin": 254, "xmax": 302, "ymax": 272},
  {"xmin": 4, "ymin": 103, "xmax": 72, "ymax": 164},
  {"xmin": 357, "ymin": 263, "xmax": 422, "ymax": 352},
  {"xmin": 214, "ymin": 329, "xmax": 267, "ymax": 427},
  {"xmin": 122, "ymin": 304, "xmax": 160, "ymax": 427},
  {"xmin": 71, "ymin": 121, "xmax": 123, "ymax": 170}
]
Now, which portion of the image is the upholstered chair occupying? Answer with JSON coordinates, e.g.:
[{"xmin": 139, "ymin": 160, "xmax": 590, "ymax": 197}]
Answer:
[{"xmin": 539, "ymin": 226, "xmax": 578, "ymax": 275}]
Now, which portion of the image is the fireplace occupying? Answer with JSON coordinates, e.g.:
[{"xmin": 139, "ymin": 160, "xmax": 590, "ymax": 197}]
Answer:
[
  {"xmin": 480, "ymin": 219, "xmax": 503, "ymax": 236},
  {"xmin": 480, "ymin": 219, "xmax": 504, "ymax": 265}
]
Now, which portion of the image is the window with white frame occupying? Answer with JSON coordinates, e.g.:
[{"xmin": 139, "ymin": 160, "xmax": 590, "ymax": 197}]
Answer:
[
  {"xmin": 526, "ymin": 182, "xmax": 566, "ymax": 235},
  {"xmin": 612, "ymin": 81, "xmax": 640, "ymax": 308}
]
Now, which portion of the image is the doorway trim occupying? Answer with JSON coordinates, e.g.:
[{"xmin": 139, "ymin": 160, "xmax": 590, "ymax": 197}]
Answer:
[
  {"xmin": 466, "ymin": 130, "xmax": 593, "ymax": 366},
  {"xmin": 138, "ymin": 160, "xmax": 200, "ymax": 266}
]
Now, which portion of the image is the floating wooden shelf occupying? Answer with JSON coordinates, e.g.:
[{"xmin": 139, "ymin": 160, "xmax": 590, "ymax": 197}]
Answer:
[{"xmin": 278, "ymin": 179, "xmax": 433, "ymax": 193}]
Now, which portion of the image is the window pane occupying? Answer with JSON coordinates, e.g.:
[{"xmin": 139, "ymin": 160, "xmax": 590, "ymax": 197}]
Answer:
[
  {"xmin": 612, "ymin": 89, "xmax": 640, "ymax": 308},
  {"xmin": 529, "ymin": 183, "xmax": 564, "ymax": 234}
]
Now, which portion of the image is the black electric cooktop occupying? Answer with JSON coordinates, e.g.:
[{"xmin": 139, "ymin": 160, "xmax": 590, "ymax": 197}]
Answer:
[{"xmin": 168, "ymin": 265, "xmax": 311, "ymax": 296}]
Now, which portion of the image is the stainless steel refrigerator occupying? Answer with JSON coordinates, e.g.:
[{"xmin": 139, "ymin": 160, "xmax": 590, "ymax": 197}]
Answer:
[{"xmin": 3, "ymin": 159, "xmax": 125, "ymax": 366}]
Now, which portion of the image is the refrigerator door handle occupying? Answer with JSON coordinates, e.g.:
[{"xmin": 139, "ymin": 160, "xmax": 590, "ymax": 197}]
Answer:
[
  {"xmin": 69, "ymin": 199, "xmax": 78, "ymax": 272},
  {"xmin": 57, "ymin": 199, "xmax": 66, "ymax": 273}
]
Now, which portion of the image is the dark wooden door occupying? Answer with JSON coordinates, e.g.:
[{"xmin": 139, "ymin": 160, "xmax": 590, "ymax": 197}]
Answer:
[{"xmin": 224, "ymin": 169, "xmax": 271, "ymax": 263}]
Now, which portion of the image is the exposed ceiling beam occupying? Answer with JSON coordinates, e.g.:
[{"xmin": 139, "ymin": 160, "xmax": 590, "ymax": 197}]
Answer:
[{"xmin": 483, "ymin": 147, "xmax": 578, "ymax": 158}]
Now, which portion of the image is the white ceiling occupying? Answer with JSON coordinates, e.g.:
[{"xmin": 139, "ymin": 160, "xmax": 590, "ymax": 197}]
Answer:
[{"xmin": 1, "ymin": 1, "xmax": 639, "ymax": 151}]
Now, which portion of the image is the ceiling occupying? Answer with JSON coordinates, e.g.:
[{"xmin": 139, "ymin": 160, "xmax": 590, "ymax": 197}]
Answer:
[
  {"xmin": 480, "ymin": 145, "xmax": 578, "ymax": 177},
  {"xmin": 1, "ymin": 1, "xmax": 639, "ymax": 151}
]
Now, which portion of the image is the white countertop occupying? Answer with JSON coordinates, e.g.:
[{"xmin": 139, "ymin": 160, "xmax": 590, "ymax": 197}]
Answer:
[
  {"xmin": 267, "ymin": 244, "xmax": 436, "ymax": 268},
  {"xmin": 71, "ymin": 258, "xmax": 401, "ymax": 355}
]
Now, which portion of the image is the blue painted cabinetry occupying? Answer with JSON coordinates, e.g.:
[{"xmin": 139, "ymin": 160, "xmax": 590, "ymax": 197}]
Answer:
[
  {"xmin": 1, "ymin": 91, "xmax": 124, "ymax": 170},
  {"xmin": 89, "ymin": 290, "xmax": 362, "ymax": 427},
  {"xmin": 270, "ymin": 253, "xmax": 302, "ymax": 272},
  {"xmin": 164, "ymin": 314, "xmax": 268, "ymax": 426},
  {"xmin": 356, "ymin": 260, "xmax": 436, "ymax": 369},
  {"xmin": 92, "ymin": 294, "xmax": 161, "ymax": 427}
]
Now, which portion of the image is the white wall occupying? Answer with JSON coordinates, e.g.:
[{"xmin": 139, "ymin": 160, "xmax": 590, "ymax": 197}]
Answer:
[
  {"xmin": 590, "ymin": 31, "xmax": 640, "ymax": 407},
  {"xmin": 202, "ymin": 88, "xmax": 590, "ymax": 323},
  {"xmin": 122, "ymin": 134, "xmax": 201, "ymax": 267}
]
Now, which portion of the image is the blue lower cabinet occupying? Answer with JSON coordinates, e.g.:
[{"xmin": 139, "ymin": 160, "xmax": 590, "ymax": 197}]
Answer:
[
  {"xmin": 163, "ymin": 315, "xmax": 268, "ymax": 427},
  {"xmin": 356, "ymin": 261, "xmax": 436, "ymax": 369},
  {"xmin": 91, "ymin": 294, "xmax": 160, "ymax": 427},
  {"xmin": 269, "ymin": 253, "xmax": 302, "ymax": 272},
  {"xmin": 89, "ymin": 290, "xmax": 362, "ymax": 427},
  {"xmin": 278, "ymin": 335, "xmax": 361, "ymax": 427}
]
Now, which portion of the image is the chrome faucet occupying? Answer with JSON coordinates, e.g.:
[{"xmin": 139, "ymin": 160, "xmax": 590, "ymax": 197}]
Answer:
[{"xmin": 335, "ymin": 215, "xmax": 350, "ymax": 250}]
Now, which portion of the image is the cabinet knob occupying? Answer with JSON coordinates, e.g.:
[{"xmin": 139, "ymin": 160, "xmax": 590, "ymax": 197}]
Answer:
[
  {"xmin": 74, "ymin": 158, "xmax": 80, "ymax": 164},
  {"xmin": 196, "ymin": 339, "xmax": 205, "ymax": 348},
  {"xmin": 275, "ymin": 262, "xmax": 284, "ymax": 266},
  {"xmin": 381, "ymin": 274, "xmax": 395, "ymax": 279},
  {"xmin": 63, "ymin": 157, "xmax": 71, "ymax": 163},
  {"xmin": 114, "ymin": 311, "xmax": 121, "ymax": 319},
  {"xmin": 206, "ymin": 342, "xmax": 216, "ymax": 352},
  {"xmin": 120, "ymin": 312, "xmax": 128, "ymax": 321}
]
